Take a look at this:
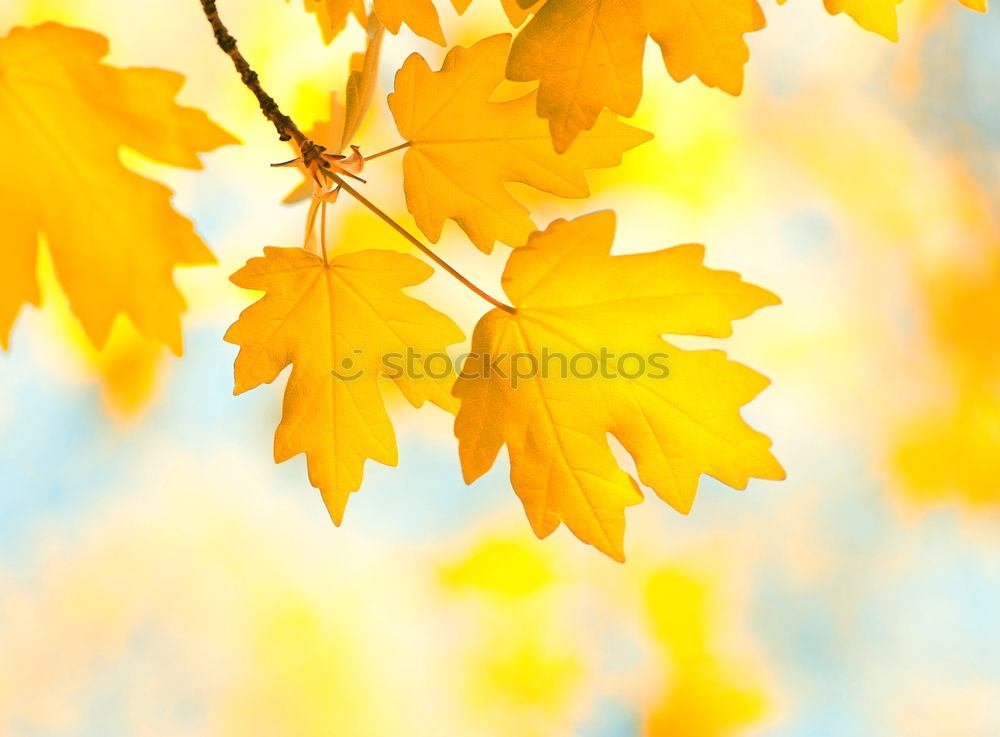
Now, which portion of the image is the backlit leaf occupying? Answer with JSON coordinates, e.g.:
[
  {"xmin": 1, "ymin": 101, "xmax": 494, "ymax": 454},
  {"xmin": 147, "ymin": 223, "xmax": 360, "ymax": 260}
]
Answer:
[
  {"xmin": 506, "ymin": 0, "xmax": 647, "ymax": 152},
  {"xmin": 296, "ymin": 0, "xmax": 366, "ymax": 44},
  {"xmin": 374, "ymin": 0, "xmax": 446, "ymax": 44},
  {"xmin": 454, "ymin": 211, "xmax": 784, "ymax": 560},
  {"xmin": 781, "ymin": 0, "xmax": 985, "ymax": 41},
  {"xmin": 299, "ymin": 0, "xmax": 442, "ymax": 44},
  {"xmin": 645, "ymin": 0, "xmax": 766, "ymax": 95},
  {"xmin": 506, "ymin": 0, "xmax": 763, "ymax": 151},
  {"xmin": 820, "ymin": 0, "xmax": 903, "ymax": 40},
  {"xmin": 225, "ymin": 247, "xmax": 464, "ymax": 523},
  {"xmin": 389, "ymin": 34, "xmax": 652, "ymax": 251},
  {"xmin": 450, "ymin": 0, "xmax": 544, "ymax": 27}
]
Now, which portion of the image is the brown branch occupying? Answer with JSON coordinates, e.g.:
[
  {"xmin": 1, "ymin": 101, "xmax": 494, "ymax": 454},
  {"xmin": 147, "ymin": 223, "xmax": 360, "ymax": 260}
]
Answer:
[{"xmin": 198, "ymin": 0, "xmax": 325, "ymax": 168}]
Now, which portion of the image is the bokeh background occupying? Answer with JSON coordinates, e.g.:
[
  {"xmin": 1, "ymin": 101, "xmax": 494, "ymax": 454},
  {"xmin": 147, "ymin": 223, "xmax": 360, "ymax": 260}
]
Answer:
[{"xmin": 2, "ymin": 0, "xmax": 999, "ymax": 735}]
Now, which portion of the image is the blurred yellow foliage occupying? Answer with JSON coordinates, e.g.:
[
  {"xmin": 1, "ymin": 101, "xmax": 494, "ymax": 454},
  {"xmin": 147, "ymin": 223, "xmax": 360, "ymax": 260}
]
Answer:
[
  {"xmin": 440, "ymin": 537, "xmax": 554, "ymax": 595},
  {"xmin": 770, "ymin": 95, "xmax": 1000, "ymax": 507},
  {"xmin": 642, "ymin": 567, "xmax": 769, "ymax": 737}
]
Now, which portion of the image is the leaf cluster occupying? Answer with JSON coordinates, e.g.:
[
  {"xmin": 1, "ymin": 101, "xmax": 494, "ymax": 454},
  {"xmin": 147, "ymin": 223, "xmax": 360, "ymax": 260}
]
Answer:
[{"xmin": 2, "ymin": 0, "xmax": 985, "ymax": 557}]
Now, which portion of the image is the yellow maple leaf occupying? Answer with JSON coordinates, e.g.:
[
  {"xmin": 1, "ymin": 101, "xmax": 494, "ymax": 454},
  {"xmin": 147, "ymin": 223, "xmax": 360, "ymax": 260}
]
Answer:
[
  {"xmin": 224, "ymin": 247, "xmax": 464, "ymax": 523},
  {"xmin": 453, "ymin": 211, "xmax": 784, "ymax": 560},
  {"xmin": 645, "ymin": 0, "xmax": 766, "ymax": 94},
  {"xmin": 450, "ymin": 0, "xmax": 544, "ymax": 26},
  {"xmin": 341, "ymin": 22, "xmax": 385, "ymax": 148},
  {"xmin": 376, "ymin": 0, "xmax": 447, "ymax": 43},
  {"xmin": 957, "ymin": 0, "xmax": 987, "ymax": 12},
  {"xmin": 296, "ymin": 0, "xmax": 367, "ymax": 44},
  {"xmin": 781, "ymin": 0, "xmax": 986, "ymax": 41},
  {"xmin": 820, "ymin": 0, "xmax": 904, "ymax": 39},
  {"xmin": 506, "ymin": 0, "xmax": 646, "ymax": 153},
  {"xmin": 506, "ymin": 0, "xmax": 763, "ymax": 151},
  {"xmin": 389, "ymin": 34, "xmax": 652, "ymax": 252},
  {"xmin": 301, "ymin": 0, "xmax": 445, "ymax": 44},
  {"xmin": 0, "ymin": 22, "xmax": 236, "ymax": 353}
]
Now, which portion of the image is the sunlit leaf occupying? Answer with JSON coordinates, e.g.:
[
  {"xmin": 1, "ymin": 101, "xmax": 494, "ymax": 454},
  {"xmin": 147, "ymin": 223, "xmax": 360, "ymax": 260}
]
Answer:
[
  {"xmin": 506, "ymin": 0, "xmax": 763, "ymax": 151},
  {"xmin": 389, "ymin": 34, "xmax": 651, "ymax": 251},
  {"xmin": 225, "ymin": 247, "xmax": 464, "ymax": 522},
  {"xmin": 454, "ymin": 211, "xmax": 784, "ymax": 560}
]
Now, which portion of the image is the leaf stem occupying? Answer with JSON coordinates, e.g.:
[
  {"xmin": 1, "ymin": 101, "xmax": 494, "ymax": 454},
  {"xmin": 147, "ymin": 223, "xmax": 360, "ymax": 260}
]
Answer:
[
  {"xmin": 320, "ymin": 199, "xmax": 329, "ymax": 266},
  {"xmin": 333, "ymin": 176, "xmax": 515, "ymax": 314},
  {"xmin": 365, "ymin": 142, "xmax": 412, "ymax": 161}
]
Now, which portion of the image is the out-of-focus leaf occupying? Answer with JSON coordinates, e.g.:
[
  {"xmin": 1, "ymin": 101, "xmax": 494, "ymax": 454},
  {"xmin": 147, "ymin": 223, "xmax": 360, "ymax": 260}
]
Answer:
[
  {"xmin": 0, "ymin": 23, "xmax": 237, "ymax": 354},
  {"xmin": 642, "ymin": 567, "xmax": 769, "ymax": 737}
]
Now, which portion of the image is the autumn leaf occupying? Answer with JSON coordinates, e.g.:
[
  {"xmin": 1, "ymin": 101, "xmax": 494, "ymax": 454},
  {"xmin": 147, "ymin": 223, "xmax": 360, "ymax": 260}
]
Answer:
[
  {"xmin": 506, "ymin": 0, "xmax": 645, "ymax": 153},
  {"xmin": 296, "ymin": 0, "xmax": 366, "ymax": 44},
  {"xmin": 306, "ymin": 0, "xmax": 542, "ymax": 40},
  {"xmin": 453, "ymin": 211, "xmax": 784, "ymax": 560},
  {"xmin": 816, "ymin": 0, "xmax": 903, "ymax": 39},
  {"xmin": 342, "ymin": 21, "xmax": 385, "ymax": 150},
  {"xmin": 379, "ymin": 0, "xmax": 450, "ymax": 44},
  {"xmin": 0, "ymin": 22, "xmax": 237, "ymax": 353},
  {"xmin": 645, "ymin": 0, "xmax": 766, "ymax": 93},
  {"xmin": 225, "ymin": 247, "xmax": 464, "ymax": 523},
  {"xmin": 449, "ymin": 0, "xmax": 544, "ymax": 26},
  {"xmin": 506, "ymin": 0, "xmax": 763, "ymax": 151},
  {"xmin": 780, "ymin": 0, "xmax": 985, "ymax": 41},
  {"xmin": 507, "ymin": 0, "xmax": 985, "ymax": 150},
  {"xmin": 823, "ymin": 0, "xmax": 987, "ymax": 41},
  {"xmin": 388, "ymin": 34, "xmax": 652, "ymax": 252},
  {"xmin": 957, "ymin": 0, "xmax": 987, "ymax": 12},
  {"xmin": 300, "ymin": 0, "xmax": 444, "ymax": 44}
]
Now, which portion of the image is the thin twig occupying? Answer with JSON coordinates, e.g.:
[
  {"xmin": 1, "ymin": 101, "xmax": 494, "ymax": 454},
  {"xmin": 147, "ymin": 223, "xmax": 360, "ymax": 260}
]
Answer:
[
  {"xmin": 333, "ymin": 176, "xmax": 515, "ymax": 314},
  {"xmin": 198, "ymin": 0, "xmax": 325, "ymax": 168}
]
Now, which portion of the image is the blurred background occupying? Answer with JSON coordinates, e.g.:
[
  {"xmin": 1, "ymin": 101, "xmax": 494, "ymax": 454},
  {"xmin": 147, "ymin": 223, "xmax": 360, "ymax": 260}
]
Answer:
[{"xmin": 1, "ymin": 0, "xmax": 999, "ymax": 735}]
